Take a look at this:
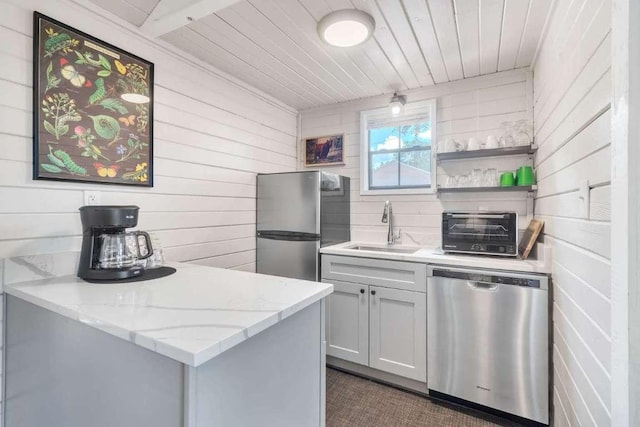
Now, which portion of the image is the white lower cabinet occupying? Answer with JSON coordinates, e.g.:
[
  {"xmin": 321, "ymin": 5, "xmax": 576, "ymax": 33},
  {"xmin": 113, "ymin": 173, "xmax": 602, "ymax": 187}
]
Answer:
[
  {"xmin": 369, "ymin": 286, "xmax": 427, "ymax": 382},
  {"xmin": 325, "ymin": 280, "xmax": 369, "ymax": 365},
  {"xmin": 322, "ymin": 255, "xmax": 427, "ymax": 384}
]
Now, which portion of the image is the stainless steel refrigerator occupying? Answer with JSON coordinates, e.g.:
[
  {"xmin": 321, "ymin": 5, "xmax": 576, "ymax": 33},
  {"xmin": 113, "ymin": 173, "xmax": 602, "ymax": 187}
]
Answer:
[{"xmin": 256, "ymin": 171, "xmax": 350, "ymax": 281}]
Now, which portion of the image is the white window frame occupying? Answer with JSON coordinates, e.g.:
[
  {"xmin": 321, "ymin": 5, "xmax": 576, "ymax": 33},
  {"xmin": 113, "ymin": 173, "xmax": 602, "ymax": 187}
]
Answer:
[{"xmin": 359, "ymin": 99, "xmax": 437, "ymax": 195}]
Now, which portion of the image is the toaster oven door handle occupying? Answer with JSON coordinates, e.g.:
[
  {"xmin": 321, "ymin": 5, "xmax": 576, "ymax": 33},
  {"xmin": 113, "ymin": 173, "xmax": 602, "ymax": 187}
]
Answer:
[{"xmin": 449, "ymin": 214, "xmax": 509, "ymax": 219}]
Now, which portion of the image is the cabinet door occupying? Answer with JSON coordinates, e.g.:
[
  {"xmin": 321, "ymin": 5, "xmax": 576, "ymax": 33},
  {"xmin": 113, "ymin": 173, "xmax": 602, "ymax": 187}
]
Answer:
[
  {"xmin": 323, "ymin": 280, "xmax": 369, "ymax": 366},
  {"xmin": 369, "ymin": 286, "xmax": 427, "ymax": 382}
]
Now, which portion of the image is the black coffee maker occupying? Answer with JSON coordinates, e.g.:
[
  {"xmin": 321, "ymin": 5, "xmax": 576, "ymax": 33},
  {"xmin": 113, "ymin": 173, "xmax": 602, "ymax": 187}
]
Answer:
[{"xmin": 78, "ymin": 205, "xmax": 153, "ymax": 281}]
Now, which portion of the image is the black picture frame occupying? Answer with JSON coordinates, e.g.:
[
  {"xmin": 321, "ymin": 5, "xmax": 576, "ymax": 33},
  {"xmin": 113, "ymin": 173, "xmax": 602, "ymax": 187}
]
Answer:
[{"xmin": 33, "ymin": 12, "xmax": 154, "ymax": 187}]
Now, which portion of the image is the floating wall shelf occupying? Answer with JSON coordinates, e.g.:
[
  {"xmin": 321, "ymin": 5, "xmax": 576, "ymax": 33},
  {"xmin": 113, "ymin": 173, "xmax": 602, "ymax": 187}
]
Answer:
[
  {"xmin": 436, "ymin": 145, "xmax": 536, "ymax": 161},
  {"xmin": 437, "ymin": 185, "xmax": 537, "ymax": 194}
]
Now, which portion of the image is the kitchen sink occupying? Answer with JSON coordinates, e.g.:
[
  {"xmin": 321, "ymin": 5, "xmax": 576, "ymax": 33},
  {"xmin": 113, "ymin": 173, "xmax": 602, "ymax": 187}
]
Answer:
[{"xmin": 346, "ymin": 245, "xmax": 419, "ymax": 254}]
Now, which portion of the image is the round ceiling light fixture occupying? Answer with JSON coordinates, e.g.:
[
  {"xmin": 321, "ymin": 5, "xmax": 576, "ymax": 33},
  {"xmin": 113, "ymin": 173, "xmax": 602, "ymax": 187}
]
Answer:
[{"xmin": 317, "ymin": 9, "xmax": 375, "ymax": 47}]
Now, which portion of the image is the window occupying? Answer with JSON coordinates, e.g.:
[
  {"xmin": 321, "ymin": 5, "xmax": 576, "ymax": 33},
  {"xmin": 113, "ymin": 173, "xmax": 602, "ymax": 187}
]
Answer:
[{"xmin": 360, "ymin": 99, "xmax": 436, "ymax": 195}]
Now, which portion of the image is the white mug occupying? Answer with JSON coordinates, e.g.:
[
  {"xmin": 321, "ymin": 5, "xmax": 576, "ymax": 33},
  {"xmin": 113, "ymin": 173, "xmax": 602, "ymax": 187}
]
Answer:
[
  {"xmin": 486, "ymin": 135, "xmax": 499, "ymax": 149},
  {"xmin": 468, "ymin": 137, "xmax": 480, "ymax": 151}
]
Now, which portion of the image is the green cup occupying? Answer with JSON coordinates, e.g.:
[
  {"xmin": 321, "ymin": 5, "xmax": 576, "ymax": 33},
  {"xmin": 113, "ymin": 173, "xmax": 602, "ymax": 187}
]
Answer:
[
  {"xmin": 516, "ymin": 166, "xmax": 535, "ymax": 186},
  {"xmin": 500, "ymin": 172, "xmax": 515, "ymax": 187}
]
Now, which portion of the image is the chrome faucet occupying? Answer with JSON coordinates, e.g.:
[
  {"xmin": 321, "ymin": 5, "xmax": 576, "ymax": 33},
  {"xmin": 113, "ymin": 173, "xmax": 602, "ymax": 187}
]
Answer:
[{"xmin": 381, "ymin": 200, "xmax": 398, "ymax": 245}]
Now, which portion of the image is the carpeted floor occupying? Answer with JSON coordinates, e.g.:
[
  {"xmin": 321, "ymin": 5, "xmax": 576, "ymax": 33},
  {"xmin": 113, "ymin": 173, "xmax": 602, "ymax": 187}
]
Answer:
[{"xmin": 326, "ymin": 368, "xmax": 511, "ymax": 427}]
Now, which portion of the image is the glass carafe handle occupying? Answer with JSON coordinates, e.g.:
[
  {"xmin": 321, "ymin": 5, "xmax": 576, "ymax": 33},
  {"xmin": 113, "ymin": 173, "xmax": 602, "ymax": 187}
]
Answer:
[{"xmin": 135, "ymin": 231, "xmax": 154, "ymax": 260}]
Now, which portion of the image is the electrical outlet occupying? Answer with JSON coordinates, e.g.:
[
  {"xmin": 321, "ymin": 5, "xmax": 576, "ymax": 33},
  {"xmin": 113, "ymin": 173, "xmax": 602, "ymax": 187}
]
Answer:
[{"xmin": 84, "ymin": 190, "xmax": 101, "ymax": 206}]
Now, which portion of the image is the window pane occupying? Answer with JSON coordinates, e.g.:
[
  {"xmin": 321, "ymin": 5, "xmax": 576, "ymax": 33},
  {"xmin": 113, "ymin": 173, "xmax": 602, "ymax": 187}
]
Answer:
[
  {"xmin": 400, "ymin": 150, "xmax": 431, "ymax": 187},
  {"xmin": 370, "ymin": 152, "xmax": 399, "ymax": 187},
  {"xmin": 400, "ymin": 123, "xmax": 432, "ymax": 149},
  {"xmin": 369, "ymin": 127, "xmax": 400, "ymax": 152}
]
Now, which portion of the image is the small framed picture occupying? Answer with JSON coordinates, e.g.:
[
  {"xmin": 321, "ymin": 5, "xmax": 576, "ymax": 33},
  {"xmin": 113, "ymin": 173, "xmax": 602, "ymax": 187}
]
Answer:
[{"xmin": 304, "ymin": 134, "xmax": 344, "ymax": 167}]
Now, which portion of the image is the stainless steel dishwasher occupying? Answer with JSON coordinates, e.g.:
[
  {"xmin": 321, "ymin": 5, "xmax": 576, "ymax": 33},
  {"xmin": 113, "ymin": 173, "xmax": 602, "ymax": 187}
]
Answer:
[{"xmin": 427, "ymin": 266, "xmax": 549, "ymax": 425}]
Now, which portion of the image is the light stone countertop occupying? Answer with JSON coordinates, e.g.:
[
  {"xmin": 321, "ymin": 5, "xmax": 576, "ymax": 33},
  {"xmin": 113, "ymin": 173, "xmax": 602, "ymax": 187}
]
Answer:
[
  {"xmin": 4, "ymin": 262, "xmax": 333, "ymax": 367},
  {"xmin": 321, "ymin": 242, "xmax": 551, "ymax": 274}
]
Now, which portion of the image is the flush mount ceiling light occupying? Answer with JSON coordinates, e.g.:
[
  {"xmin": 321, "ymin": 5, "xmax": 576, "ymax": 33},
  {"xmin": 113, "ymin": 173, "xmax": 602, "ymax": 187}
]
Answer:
[
  {"xmin": 317, "ymin": 9, "xmax": 375, "ymax": 47},
  {"xmin": 389, "ymin": 92, "xmax": 406, "ymax": 116}
]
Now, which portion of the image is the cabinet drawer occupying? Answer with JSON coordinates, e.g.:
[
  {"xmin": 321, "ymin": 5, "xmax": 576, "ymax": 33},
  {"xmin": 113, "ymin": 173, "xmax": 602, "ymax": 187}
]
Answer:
[{"xmin": 321, "ymin": 255, "xmax": 427, "ymax": 293}]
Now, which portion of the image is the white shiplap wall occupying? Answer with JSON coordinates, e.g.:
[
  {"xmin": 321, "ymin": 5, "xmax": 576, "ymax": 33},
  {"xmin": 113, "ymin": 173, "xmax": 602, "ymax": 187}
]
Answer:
[
  {"xmin": 532, "ymin": 0, "xmax": 612, "ymax": 425},
  {"xmin": 299, "ymin": 68, "xmax": 533, "ymax": 246},
  {"xmin": 0, "ymin": 0, "xmax": 298, "ymax": 270}
]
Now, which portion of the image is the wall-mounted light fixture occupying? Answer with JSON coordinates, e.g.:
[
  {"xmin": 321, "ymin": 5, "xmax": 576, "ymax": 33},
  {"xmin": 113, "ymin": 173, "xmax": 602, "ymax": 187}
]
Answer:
[
  {"xmin": 317, "ymin": 9, "xmax": 375, "ymax": 47},
  {"xmin": 389, "ymin": 92, "xmax": 406, "ymax": 116}
]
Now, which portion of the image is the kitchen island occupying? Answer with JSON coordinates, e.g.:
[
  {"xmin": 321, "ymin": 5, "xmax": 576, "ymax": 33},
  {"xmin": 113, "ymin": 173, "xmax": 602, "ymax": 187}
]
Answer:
[{"xmin": 3, "ymin": 262, "xmax": 332, "ymax": 427}]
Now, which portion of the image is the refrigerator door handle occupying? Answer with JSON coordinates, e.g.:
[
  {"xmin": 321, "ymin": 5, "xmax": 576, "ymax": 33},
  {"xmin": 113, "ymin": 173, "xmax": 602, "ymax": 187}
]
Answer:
[{"xmin": 257, "ymin": 231, "xmax": 321, "ymax": 241}]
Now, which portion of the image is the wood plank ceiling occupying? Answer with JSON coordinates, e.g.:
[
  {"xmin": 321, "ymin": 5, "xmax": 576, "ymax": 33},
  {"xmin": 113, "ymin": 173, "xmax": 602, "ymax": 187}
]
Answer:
[{"xmin": 90, "ymin": 0, "xmax": 554, "ymax": 110}]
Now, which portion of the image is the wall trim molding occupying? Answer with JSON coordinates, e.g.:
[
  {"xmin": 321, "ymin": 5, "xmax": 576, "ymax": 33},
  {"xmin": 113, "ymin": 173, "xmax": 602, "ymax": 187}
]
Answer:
[{"xmin": 611, "ymin": 0, "xmax": 640, "ymax": 424}]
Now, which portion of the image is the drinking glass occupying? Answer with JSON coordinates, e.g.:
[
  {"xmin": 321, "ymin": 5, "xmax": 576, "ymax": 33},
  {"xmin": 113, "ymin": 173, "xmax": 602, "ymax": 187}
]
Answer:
[
  {"xmin": 145, "ymin": 233, "xmax": 166, "ymax": 269},
  {"xmin": 500, "ymin": 121, "xmax": 515, "ymax": 148},
  {"xmin": 444, "ymin": 139, "xmax": 457, "ymax": 152},
  {"xmin": 445, "ymin": 175, "xmax": 459, "ymax": 188},
  {"xmin": 484, "ymin": 168, "xmax": 499, "ymax": 187},
  {"xmin": 471, "ymin": 169, "xmax": 483, "ymax": 187},
  {"xmin": 486, "ymin": 135, "xmax": 499, "ymax": 149},
  {"xmin": 458, "ymin": 175, "xmax": 470, "ymax": 188},
  {"xmin": 467, "ymin": 137, "xmax": 481, "ymax": 151},
  {"xmin": 514, "ymin": 119, "xmax": 532, "ymax": 146}
]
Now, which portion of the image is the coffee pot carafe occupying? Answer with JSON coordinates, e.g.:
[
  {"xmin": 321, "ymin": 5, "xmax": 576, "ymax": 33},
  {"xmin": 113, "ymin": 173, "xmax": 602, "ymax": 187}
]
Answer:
[
  {"xmin": 97, "ymin": 231, "xmax": 152, "ymax": 270},
  {"xmin": 78, "ymin": 205, "xmax": 153, "ymax": 281}
]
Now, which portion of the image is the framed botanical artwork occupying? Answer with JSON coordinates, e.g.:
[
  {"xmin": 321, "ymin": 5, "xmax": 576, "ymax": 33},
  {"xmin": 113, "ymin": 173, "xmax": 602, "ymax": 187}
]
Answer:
[
  {"xmin": 304, "ymin": 134, "xmax": 344, "ymax": 167},
  {"xmin": 33, "ymin": 12, "xmax": 154, "ymax": 186}
]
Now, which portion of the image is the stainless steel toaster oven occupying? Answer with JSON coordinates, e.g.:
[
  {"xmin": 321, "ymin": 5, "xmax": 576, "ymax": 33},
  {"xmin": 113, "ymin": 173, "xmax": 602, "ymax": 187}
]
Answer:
[{"xmin": 441, "ymin": 212, "xmax": 518, "ymax": 256}]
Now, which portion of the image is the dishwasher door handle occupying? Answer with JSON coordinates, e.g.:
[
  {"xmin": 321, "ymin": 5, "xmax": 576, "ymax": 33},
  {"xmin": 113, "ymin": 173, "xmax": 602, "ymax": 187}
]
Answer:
[{"xmin": 468, "ymin": 281, "xmax": 499, "ymax": 290}]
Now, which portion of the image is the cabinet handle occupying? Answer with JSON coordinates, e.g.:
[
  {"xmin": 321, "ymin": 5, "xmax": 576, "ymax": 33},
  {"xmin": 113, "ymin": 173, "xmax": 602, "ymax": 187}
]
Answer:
[
  {"xmin": 371, "ymin": 290, "xmax": 376, "ymax": 296},
  {"xmin": 360, "ymin": 289, "xmax": 365, "ymax": 294}
]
